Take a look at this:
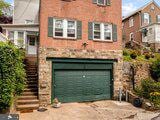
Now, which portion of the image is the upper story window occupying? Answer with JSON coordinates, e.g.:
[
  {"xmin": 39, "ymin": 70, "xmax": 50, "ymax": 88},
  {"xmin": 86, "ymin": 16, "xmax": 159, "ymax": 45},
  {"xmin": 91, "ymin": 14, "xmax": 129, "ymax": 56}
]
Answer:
[
  {"xmin": 93, "ymin": 0, "xmax": 111, "ymax": 6},
  {"xmin": 157, "ymin": 15, "xmax": 160, "ymax": 23},
  {"xmin": 54, "ymin": 19, "xmax": 77, "ymax": 39},
  {"xmin": 129, "ymin": 17, "xmax": 134, "ymax": 27},
  {"xmin": 93, "ymin": 22, "xmax": 112, "ymax": 41},
  {"xmin": 144, "ymin": 13, "xmax": 150, "ymax": 25}
]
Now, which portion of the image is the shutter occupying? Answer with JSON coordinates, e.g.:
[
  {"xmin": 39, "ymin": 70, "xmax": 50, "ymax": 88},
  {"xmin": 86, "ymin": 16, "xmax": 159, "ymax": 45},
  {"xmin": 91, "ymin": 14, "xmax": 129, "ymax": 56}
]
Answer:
[
  {"xmin": 106, "ymin": 0, "xmax": 111, "ymax": 6},
  {"xmin": 88, "ymin": 22, "xmax": 93, "ymax": 40},
  {"xmin": 149, "ymin": 14, "xmax": 152, "ymax": 24},
  {"xmin": 48, "ymin": 17, "xmax": 53, "ymax": 37},
  {"xmin": 92, "ymin": 0, "xmax": 97, "ymax": 4},
  {"xmin": 112, "ymin": 24, "xmax": 117, "ymax": 42},
  {"xmin": 141, "ymin": 13, "xmax": 144, "ymax": 26},
  {"xmin": 77, "ymin": 21, "xmax": 82, "ymax": 39}
]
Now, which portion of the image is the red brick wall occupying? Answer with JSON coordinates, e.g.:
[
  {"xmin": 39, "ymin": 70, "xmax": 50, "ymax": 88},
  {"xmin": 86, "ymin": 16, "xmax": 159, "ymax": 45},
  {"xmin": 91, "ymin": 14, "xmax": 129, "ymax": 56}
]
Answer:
[{"xmin": 40, "ymin": 0, "xmax": 122, "ymax": 51}]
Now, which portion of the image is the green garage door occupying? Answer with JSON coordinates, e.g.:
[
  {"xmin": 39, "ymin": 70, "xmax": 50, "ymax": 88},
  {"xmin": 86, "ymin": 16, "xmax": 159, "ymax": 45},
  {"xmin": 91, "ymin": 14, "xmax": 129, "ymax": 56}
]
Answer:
[{"xmin": 54, "ymin": 69, "xmax": 112, "ymax": 103}]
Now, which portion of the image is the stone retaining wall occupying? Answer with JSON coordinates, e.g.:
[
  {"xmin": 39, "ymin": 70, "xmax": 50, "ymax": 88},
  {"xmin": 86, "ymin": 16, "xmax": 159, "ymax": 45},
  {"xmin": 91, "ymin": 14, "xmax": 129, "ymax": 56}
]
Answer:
[
  {"xmin": 123, "ymin": 62, "xmax": 150, "ymax": 90},
  {"xmin": 38, "ymin": 47, "xmax": 123, "ymax": 106}
]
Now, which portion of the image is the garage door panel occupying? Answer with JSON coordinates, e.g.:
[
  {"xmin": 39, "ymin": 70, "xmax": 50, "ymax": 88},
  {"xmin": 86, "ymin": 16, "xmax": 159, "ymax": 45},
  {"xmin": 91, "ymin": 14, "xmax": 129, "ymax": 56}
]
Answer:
[{"xmin": 54, "ymin": 69, "xmax": 112, "ymax": 103}]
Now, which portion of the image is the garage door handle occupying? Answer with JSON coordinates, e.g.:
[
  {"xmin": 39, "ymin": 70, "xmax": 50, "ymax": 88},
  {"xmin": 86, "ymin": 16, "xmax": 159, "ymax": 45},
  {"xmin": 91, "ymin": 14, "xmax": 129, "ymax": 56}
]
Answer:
[{"xmin": 54, "ymin": 84, "xmax": 56, "ymax": 87}]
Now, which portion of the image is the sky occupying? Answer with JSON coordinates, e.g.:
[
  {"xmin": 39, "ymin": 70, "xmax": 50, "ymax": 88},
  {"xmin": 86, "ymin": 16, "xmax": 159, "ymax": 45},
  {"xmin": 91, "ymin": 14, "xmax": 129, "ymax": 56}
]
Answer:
[{"xmin": 4, "ymin": 0, "xmax": 160, "ymax": 17}]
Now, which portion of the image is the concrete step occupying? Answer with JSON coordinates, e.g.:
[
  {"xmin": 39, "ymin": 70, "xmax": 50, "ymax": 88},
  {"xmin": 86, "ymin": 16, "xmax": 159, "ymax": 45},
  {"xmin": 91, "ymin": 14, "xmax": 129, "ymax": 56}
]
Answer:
[
  {"xmin": 22, "ymin": 91, "xmax": 38, "ymax": 96},
  {"xmin": 26, "ymin": 81, "xmax": 38, "ymax": 84},
  {"xmin": 17, "ymin": 99, "xmax": 39, "ymax": 105},
  {"xmin": 17, "ymin": 104, "xmax": 39, "ymax": 111},
  {"xmin": 27, "ymin": 74, "xmax": 38, "ymax": 77},
  {"xmin": 24, "ymin": 88, "xmax": 38, "ymax": 92},
  {"xmin": 18, "ymin": 95, "xmax": 38, "ymax": 100},
  {"xmin": 26, "ymin": 84, "xmax": 38, "ymax": 88}
]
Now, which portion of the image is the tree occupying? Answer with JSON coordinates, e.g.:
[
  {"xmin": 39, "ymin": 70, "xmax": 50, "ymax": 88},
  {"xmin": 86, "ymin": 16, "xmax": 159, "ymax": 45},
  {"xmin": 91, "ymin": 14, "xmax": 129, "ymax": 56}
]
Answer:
[{"xmin": 0, "ymin": 0, "xmax": 10, "ymax": 16}]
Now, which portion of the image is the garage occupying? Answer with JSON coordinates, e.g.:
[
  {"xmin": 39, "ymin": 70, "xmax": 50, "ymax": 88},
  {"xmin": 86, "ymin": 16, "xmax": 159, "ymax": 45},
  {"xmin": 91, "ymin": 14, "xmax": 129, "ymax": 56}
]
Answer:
[{"xmin": 51, "ymin": 58, "xmax": 114, "ymax": 103}]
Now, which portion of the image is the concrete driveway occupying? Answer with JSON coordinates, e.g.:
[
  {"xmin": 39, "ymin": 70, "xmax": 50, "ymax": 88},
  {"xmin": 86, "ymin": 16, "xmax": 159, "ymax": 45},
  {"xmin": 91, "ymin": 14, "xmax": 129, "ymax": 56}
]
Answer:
[{"xmin": 20, "ymin": 100, "xmax": 160, "ymax": 120}]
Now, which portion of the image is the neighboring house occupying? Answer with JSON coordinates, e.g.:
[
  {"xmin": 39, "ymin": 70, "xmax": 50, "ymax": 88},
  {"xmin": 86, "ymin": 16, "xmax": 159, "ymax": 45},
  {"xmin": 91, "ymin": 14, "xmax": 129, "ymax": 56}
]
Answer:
[
  {"xmin": 0, "ymin": 0, "xmax": 39, "ymax": 56},
  {"xmin": 38, "ymin": 0, "xmax": 122, "ymax": 106},
  {"xmin": 0, "ymin": 32, "xmax": 8, "ymax": 41},
  {"xmin": 122, "ymin": 1, "xmax": 160, "ymax": 52}
]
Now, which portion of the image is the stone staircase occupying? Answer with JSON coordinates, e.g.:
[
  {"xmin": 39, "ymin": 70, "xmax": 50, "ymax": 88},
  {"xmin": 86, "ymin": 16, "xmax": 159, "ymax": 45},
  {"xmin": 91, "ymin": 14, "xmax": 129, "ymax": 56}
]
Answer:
[{"xmin": 16, "ymin": 60, "xmax": 39, "ymax": 112}]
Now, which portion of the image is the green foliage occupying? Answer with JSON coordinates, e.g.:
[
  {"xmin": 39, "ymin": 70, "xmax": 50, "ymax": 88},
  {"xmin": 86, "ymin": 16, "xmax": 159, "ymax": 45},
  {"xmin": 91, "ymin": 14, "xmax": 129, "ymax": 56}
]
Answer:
[
  {"xmin": 135, "ymin": 79, "xmax": 160, "ymax": 108},
  {"xmin": 0, "ymin": 0, "xmax": 10, "ymax": 16},
  {"xmin": 150, "ymin": 58, "xmax": 160, "ymax": 81},
  {"xmin": 0, "ymin": 42, "xmax": 26, "ymax": 111}
]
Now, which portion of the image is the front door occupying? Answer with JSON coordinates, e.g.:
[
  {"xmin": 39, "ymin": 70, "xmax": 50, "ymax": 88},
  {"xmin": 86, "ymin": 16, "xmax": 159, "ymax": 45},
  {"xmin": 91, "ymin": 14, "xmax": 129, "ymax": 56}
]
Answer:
[{"xmin": 27, "ymin": 35, "xmax": 37, "ymax": 55}]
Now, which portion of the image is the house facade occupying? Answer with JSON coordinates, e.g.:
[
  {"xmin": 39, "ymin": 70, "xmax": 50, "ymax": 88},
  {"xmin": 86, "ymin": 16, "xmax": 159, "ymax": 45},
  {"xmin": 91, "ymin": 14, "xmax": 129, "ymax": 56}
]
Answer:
[
  {"xmin": 0, "ymin": 0, "xmax": 39, "ymax": 56},
  {"xmin": 122, "ymin": 1, "xmax": 160, "ymax": 52},
  {"xmin": 39, "ymin": 0, "xmax": 123, "ymax": 106}
]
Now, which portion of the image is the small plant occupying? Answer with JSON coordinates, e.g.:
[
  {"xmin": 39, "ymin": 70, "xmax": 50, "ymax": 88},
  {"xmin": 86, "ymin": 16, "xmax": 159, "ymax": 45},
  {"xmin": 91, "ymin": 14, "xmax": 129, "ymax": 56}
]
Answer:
[
  {"xmin": 150, "ymin": 59, "xmax": 160, "ymax": 82},
  {"xmin": 130, "ymin": 51, "xmax": 137, "ymax": 59},
  {"xmin": 145, "ymin": 53, "xmax": 150, "ymax": 60}
]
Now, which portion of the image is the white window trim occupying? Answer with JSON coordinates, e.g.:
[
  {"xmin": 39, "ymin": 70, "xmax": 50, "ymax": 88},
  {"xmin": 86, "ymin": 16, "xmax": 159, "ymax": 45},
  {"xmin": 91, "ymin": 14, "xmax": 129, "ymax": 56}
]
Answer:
[
  {"xmin": 97, "ymin": 0, "xmax": 106, "ymax": 6},
  {"xmin": 93, "ymin": 22, "xmax": 112, "ymax": 41},
  {"xmin": 53, "ymin": 19, "xmax": 77, "ymax": 39},
  {"xmin": 157, "ymin": 15, "xmax": 160, "ymax": 23},
  {"xmin": 129, "ymin": 17, "xmax": 134, "ymax": 27}
]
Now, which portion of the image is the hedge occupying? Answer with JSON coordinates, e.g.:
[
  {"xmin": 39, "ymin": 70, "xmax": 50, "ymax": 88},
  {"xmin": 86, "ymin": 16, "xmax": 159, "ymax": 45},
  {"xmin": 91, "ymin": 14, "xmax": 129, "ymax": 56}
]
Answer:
[{"xmin": 0, "ymin": 41, "xmax": 26, "ymax": 111}]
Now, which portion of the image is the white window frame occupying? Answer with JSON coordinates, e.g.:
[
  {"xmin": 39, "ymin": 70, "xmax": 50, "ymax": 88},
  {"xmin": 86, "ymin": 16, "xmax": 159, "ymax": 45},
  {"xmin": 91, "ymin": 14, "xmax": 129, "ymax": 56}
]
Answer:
[
  {"xmin": 129, "ymin": 17, "xmax": 134, "ymax": 27},
  {"xmin": 93, "ymin": 22, "xmax": 112, "ymax": 41},
  {"xmin": 129, "ymin": 33, "xmax": 134, "ymax": 41},
  {"xmin": 157, "ymin": 15, "xmax": 160, "ymax": 23},
  {"xmin": 144, "ymin": 13, "xmax": 150, "ymax": 24},
  {"xmin": 97, "ymin": 0, "xmax": 106, "ymax": 6},
  {"xmin": 53, "ymin": 19, "xmax": 77, "ymax": 39}
]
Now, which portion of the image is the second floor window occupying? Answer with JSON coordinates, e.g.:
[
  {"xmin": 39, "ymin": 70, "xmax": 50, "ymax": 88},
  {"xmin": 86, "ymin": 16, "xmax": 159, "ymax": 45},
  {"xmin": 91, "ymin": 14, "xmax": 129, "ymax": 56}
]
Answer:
[
  {"xmin": 144, "ymin": 13, "xmax": 150, "ymax": 25},
  {"xmin": 129, "ymin": 18, "xmax": 134, "ymax": 27},
  {"xmin": 54, "ymin": 19, "xmax": 76, "ymax": 39},
  {"xmin": 93, "ymin": 23, "xmax": 112, "ymax": 41},
  {"xmin": 157, "ymin": 15, "xmax": 160, "ymax": 23}
]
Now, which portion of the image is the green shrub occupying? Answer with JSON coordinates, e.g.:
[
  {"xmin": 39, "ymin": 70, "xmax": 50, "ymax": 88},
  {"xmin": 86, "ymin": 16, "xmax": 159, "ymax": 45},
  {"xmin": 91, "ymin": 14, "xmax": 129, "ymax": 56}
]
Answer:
[
  {"xmin": 135, "ymin": 79, "xmax": 160, "ymax": 108},
  {"xmin": 0, "ymin": 42, "xmax": 26, "ymax": 111},
  {"xmin": 150, "ymin": 58, "xmax": 160, "ymax": 81}
]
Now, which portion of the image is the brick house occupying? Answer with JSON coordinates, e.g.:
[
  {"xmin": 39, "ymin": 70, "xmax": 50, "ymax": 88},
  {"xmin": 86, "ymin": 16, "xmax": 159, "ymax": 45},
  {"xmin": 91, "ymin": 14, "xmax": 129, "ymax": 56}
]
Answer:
[
  {"xmin": 122, "ymin": 1, "xmax": 160, "ymax": 52},
  {"xmin": 38, "ymin": 0, "xmax": 122, "ymax": 106}
]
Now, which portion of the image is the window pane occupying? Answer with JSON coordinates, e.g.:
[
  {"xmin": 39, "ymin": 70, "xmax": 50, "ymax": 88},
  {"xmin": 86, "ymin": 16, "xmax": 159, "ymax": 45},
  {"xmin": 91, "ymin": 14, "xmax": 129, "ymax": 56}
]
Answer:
[
  {"xmin": 158, "ymin": 15, "xmax": 160, "ymax": 22},
  {"xmin": 18, "ymin": 32, "xmax": 24, "ymax": 39},
  {"xmin": 55, "ymin": 20, "xmax": 63, "ymax": 28},
  {"xmin": 98, "ymin": 0, "xmax": 105, "ymax": 5},
  {"xmin": 68, "ymin": 21, "xmax": 75, "ymax": 29},
  {"xmin": 94, "ymin": 24, "xmax": 100, "ymax": 31},
  {"xmin": 55, "ymin": 19, "xmax": 63, "ymax": 37},
  {"xmin": 29, "ymin": 36, "xmax": 36, "ymax": 46},
  {"xmin": 67, "ymin": 21, "xmax": 76, "ymax": 38},
  {"xmin": 94, "ymin": 32, "xmax": 101, "ymax": 39},
  {"xmin": 104, "ymin": 25, "xmax": 112, "ymax": 40},
  {"xmin": 144, "ymin": 13, "xmax": 149, "ymax": 24}
]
